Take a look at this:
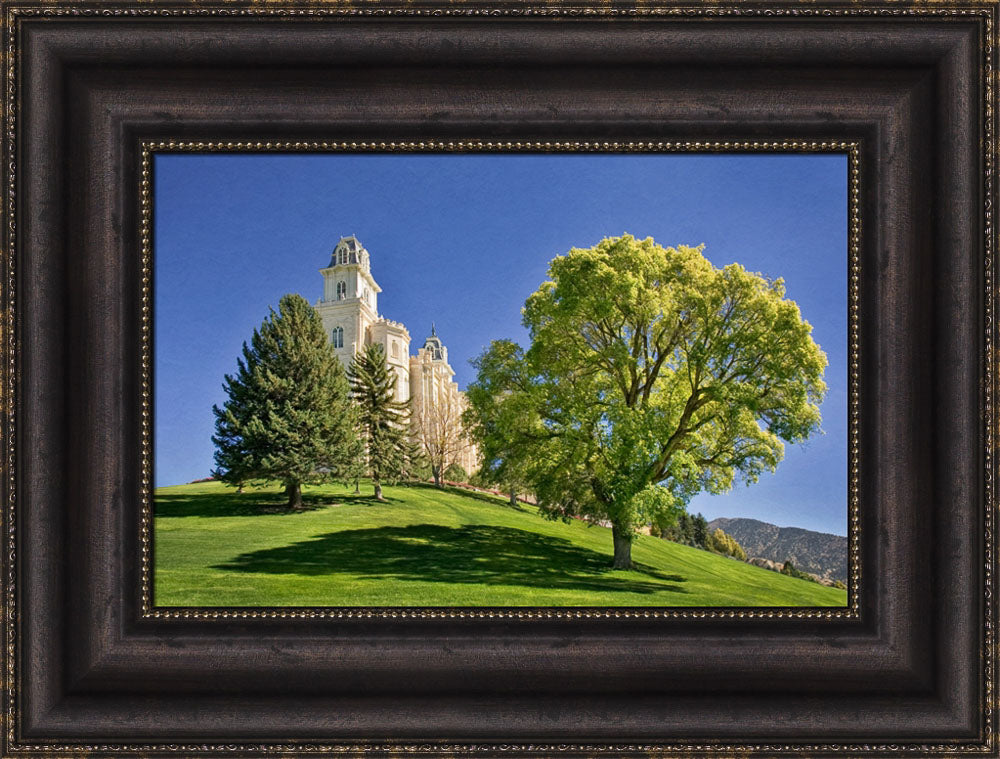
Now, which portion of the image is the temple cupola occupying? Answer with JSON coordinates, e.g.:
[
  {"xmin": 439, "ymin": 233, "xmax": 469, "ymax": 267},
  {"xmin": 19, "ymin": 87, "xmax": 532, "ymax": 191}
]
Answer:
[
  {"xmin": 320, "ymin": 235, "xmax": 381, "ymax": 310},
  {"xmin": 421, "ymin": 323, "xmax": 448, "ymax": 363},
  {"xmin": 329, "ymin": 235, "xmax": 371, "ymax": 273}
]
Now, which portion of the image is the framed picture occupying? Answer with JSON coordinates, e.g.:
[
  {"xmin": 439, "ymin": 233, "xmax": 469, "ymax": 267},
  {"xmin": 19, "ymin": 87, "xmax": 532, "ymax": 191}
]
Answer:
[
  {"xmin": 2, "ymin": 0, "xmax": 995, "ymax": 755},
  {"xmin": 150, "ymin": 149, "xmax": 853, "ymax": 610}
]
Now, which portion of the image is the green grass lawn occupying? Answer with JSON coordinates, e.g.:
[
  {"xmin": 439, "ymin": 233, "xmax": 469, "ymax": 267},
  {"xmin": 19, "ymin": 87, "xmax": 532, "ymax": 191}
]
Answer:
[{"xmin": 153, "ymin": 480, "xmax": 849, "ymax": 607}]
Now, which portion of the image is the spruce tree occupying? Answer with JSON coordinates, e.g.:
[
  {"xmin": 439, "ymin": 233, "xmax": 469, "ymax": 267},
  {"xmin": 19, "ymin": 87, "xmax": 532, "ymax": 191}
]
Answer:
[
  {"xmin": 211, "ymin": 294, "xmax": 361, "ymax": 510},
  {"xmin": 692, "ymin": 514, "xmax": 709, "ymax": 549},
  {"xmin": 348, "ymin": 343, "xmax": 410, "ymax": 501}
]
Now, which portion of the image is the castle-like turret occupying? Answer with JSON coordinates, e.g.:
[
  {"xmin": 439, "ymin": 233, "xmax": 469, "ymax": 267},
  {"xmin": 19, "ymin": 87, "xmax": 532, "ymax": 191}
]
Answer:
[
  {"xmin": 419, "ymin": 323, "xmax": 448, "ymax": 363},
  {"xmin": 312, "ymin": 237, "xmax": 477, "ymax": 474},
  {"xmin": 319, "ymin": 235, "xmax": 380, "ymax": 309},
  {"xmin": 314, "ymin": 236, "xmax": 410, "ymax": 402}
]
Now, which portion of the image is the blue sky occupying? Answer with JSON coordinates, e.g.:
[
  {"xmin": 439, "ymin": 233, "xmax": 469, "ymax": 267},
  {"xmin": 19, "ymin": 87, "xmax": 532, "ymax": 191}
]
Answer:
[{"xmin": 154, "ymin": 152, "xmax": 848, "ymax": 536}]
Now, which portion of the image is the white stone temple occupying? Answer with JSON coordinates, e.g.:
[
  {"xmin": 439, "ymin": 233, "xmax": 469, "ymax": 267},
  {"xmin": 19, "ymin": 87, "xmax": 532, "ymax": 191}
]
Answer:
[{"xmin": 314, "ymin": 235, "xmax": 479, "ymax": 476}]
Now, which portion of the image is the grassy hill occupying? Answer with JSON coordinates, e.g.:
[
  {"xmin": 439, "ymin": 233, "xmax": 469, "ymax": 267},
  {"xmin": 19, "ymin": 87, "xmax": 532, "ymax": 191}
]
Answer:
[{"xmin": 154, "ymin": 480, "xmax": 849, "ymax": 607}]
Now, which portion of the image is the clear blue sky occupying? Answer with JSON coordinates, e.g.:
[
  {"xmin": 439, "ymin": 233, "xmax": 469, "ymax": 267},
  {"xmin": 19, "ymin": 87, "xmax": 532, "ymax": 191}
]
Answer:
[{"xmin": 154, "ymin": 152, "xmax": 848, "ymax": 536}]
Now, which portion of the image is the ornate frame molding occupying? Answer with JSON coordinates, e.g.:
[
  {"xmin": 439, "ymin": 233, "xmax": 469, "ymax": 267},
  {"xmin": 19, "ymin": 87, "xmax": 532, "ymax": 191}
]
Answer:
[{"xmin": 3, "ymin": 4, "xmax": 995, "ymax": 755}]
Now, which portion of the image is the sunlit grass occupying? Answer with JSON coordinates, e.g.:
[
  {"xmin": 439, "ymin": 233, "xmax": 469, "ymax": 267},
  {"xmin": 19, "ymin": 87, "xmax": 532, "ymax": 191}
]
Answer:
[{"xmin": 154, "ymin": 480, "xmax": 849, "ymax": 608}]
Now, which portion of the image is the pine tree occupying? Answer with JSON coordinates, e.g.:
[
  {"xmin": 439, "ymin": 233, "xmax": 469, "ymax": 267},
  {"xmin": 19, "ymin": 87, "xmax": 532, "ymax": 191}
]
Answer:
[
  {"xmin": 402, "ymin": 436, "xmax": 431, "ymax": 483},
  {"xmin": 692, "ymin": 514, "xmax": 709, "ymax": 549},
  {"xmin": 673, "ymin": 512, "xmax": 694, "ymax": 545},
  {"xmin": 211, "ymin": 294, "xmax": 361, "ymax": 510},
  {"xmin": 348, "ymin": 343, "xmax": 410, "ymax": 501}
]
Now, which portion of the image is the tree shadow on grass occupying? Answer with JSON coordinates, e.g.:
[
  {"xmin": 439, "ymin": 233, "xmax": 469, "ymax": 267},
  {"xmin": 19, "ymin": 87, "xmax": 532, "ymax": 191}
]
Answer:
[
  {"xmin": 212, "ymin": 523, "xmax": 688, "ymax": 595},
  {"xmin": 403, "ymin": 481, "xmax": 529, "ymax": 512},
  {"xmin": 155, "ymin": 488, "xmax": 390, "ymax": 518}
]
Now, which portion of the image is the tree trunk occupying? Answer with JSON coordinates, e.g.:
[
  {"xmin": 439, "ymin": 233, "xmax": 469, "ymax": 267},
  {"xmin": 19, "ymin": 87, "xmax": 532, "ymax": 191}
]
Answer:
[
  {"xmin": 509, "ymin": 490, "xmax": 518, "ymax": 507},
  {"xmin": 612, "ymin": 525, "xmax": 633, "ymax": 569},
  {"xmin": 432, "ymin": 466, "xmax": 442, "ymax": 488},
  {"xmin": 373, "ymin": 479, "xmax": 384, "ymax": 501},
  {"xmin": 353, "ymin": 476, "xmax": 361, "ymax": 495},
  {"xmin": 285, "ymin": 481, "xmax": 303, "ymax": 510}
]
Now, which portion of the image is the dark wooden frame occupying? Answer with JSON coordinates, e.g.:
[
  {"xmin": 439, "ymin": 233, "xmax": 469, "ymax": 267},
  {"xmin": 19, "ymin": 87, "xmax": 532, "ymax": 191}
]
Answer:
[{"xmin": 2, "ymin": 2, "xmax": 996, "ymax": 755}]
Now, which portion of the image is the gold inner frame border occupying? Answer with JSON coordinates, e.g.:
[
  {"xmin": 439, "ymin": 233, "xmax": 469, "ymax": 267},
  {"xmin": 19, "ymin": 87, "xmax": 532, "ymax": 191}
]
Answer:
[{"xmin": 139, "ymin": 139, "xmax": 862, "ymax": 623}]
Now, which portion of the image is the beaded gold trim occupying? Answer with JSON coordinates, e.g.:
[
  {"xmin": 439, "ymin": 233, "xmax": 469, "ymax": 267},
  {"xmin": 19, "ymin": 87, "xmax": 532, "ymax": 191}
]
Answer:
[
  {"xmin": 4, "ymin": 4, "xmax": 999, "ymax": 15},
  {"xmin": 139, "ymin": 139, "xmax": 861, "ymax": 622},
  {"xmin": 1, "ymin": 3, "xmax": 994, "ymax": 756}
]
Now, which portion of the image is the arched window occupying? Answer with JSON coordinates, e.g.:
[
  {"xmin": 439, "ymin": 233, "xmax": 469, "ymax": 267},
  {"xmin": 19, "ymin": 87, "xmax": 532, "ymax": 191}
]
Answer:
[
  {"xmin": 336, "ymin": 281, "xmax": 347, "ymax": 300},
  {"xmin": 332, "ymin": 327, "xmax": 344, "ymax": 349},
  {"xmin": 391, "ymin": 341, "xmax": 399, "ymax": 358}
]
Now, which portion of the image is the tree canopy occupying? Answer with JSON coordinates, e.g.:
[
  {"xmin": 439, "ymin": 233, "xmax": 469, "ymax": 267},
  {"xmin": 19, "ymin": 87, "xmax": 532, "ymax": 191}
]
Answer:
[
  {"xmin": 463, "ymin": 340, "xmax": 537, "ymax": 506},
  {"xmin": 211, "ymin": 293, "xmax": 361, "ymax": 509},
  {"xmin": 465, "ymin": 234, "xmax": 827, "ymax": 568}
]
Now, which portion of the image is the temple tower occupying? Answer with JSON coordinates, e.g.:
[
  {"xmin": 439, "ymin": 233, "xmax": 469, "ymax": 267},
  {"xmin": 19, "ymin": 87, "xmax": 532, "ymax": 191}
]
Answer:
[{"xmin": 314, "ymin": 235, "xmax": 410, "ymax": 401}]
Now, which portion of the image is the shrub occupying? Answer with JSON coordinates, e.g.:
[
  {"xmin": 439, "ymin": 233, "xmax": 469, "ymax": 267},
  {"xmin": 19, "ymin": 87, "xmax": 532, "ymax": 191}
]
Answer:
[
  {"xmin": 780, "ymin": 561, "xmax": 819, "ymax": 583},
  {"xmin": 442, "ymin": 463, "xmax": 468, "ymax": 483},
  {"xmin": 706, "ymin": 527, "xmax": 747, "ymax": 560}
]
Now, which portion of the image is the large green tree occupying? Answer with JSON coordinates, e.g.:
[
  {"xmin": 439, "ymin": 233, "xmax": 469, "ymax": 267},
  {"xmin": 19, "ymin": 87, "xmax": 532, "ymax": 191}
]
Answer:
[
  {"xmin": 211, "ymin": 293, "xmax": 361, "ymax": 510},
  {"xmin": 348, "ymin": 343, "xmax": 411, "ymax": 501},
  {"xmin": 467, "ymin": 234, "xmax": 827, "ymax": 568}
]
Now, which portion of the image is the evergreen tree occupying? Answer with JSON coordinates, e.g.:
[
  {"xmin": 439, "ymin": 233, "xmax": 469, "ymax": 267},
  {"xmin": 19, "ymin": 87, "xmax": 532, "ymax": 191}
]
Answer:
[
  {"xmin": 680, "ymin": 513, "xmax": 696, "ymax": 545},
  {"xmin": 211, "ymin": 294, "xmax": 361, "ymax": 510},
  {"xmin": 692, "ymin": 514, "xmax": 709, "ymax": 549},
  {"xmin": 664, "ymin": 512, "xmax": 695, "ymax": 545},
  {"xmin": 348, "ymin": 343, "xmax": 410, "ymax": 501},
  {"xmin": 402, "ymin": 436, "xmax": 431, "ymax": 483}
]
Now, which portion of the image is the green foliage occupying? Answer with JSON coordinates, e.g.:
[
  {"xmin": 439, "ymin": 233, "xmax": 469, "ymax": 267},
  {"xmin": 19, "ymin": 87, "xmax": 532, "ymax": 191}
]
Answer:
[
  {"xmin": 662, "ymin": 512, "xmax": 695, "ymax": 546},
  {"xmin": 780, "ymin": 560, "xmax": 818, "ymax": 583},
  {"xmin": 706, "ymin": 527, "xmax": 747, "ymax": 561},
  {"xmin": 730, "ymin": 539, "xmax": 747, "ymax": 562},
  {"xmin": 443, "ymin": 463, "xmax": 468, "ymax": 482},
  {"xmin": 402, "ymin": 438, "xmax": 432, "ymax": 483},
  {"xmin": 463, "ymin": 339, "xmax": 536, "ymax": 500},
  {"xmin": 832, "ymin": 579, "xmax": 847, "ymax": 590},
  {"xmin": 692, "ymin": 514, "xmax": 709, "ymax": 549},
  {"xmin": 348, "ymin": 343, "xmax": 411, "ymax": 499},
  {"xmin": 468, "ymin": 469, "xmax": 495, "ymax": 489},
  {"xmin": 660, "ymin": 512, "xmax": 743, "ymax": 560},
  {"xmin": 211, "ymin": 294, "xmax": 361, "ymax": 509},
  {"xmin": 467, "ymin": 234, "xmax": 828, "ymax": 567}
]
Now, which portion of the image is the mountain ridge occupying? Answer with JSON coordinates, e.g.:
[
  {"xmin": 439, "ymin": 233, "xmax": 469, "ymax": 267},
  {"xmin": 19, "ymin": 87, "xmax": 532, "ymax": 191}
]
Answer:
[{"xmin": 707, "ymin": 517, "xmax": 848, "ymax": 583}]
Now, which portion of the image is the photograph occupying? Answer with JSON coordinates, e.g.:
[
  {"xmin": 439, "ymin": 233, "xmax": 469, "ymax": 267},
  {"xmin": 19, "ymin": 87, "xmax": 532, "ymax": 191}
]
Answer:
[{"xmin": 152, "ymin": 152, "xmax": 850, "ymax": 608}]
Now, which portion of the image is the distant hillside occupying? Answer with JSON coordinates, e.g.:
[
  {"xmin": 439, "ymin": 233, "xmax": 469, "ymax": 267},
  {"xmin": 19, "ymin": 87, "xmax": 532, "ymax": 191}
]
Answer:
[{"xmin": 707, "ymin": 518, "xmax": 848, "ymax": 583}]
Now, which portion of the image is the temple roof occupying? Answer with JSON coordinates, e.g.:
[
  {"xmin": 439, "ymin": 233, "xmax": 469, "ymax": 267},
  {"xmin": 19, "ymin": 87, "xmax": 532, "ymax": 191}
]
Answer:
[
  {"xmin": 422, "ymin": 324, "xmax": 444, "ymax": 359},
  {"xmin": 328, "ymin": 235, "xmax": 370, "ymax": 269}
]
